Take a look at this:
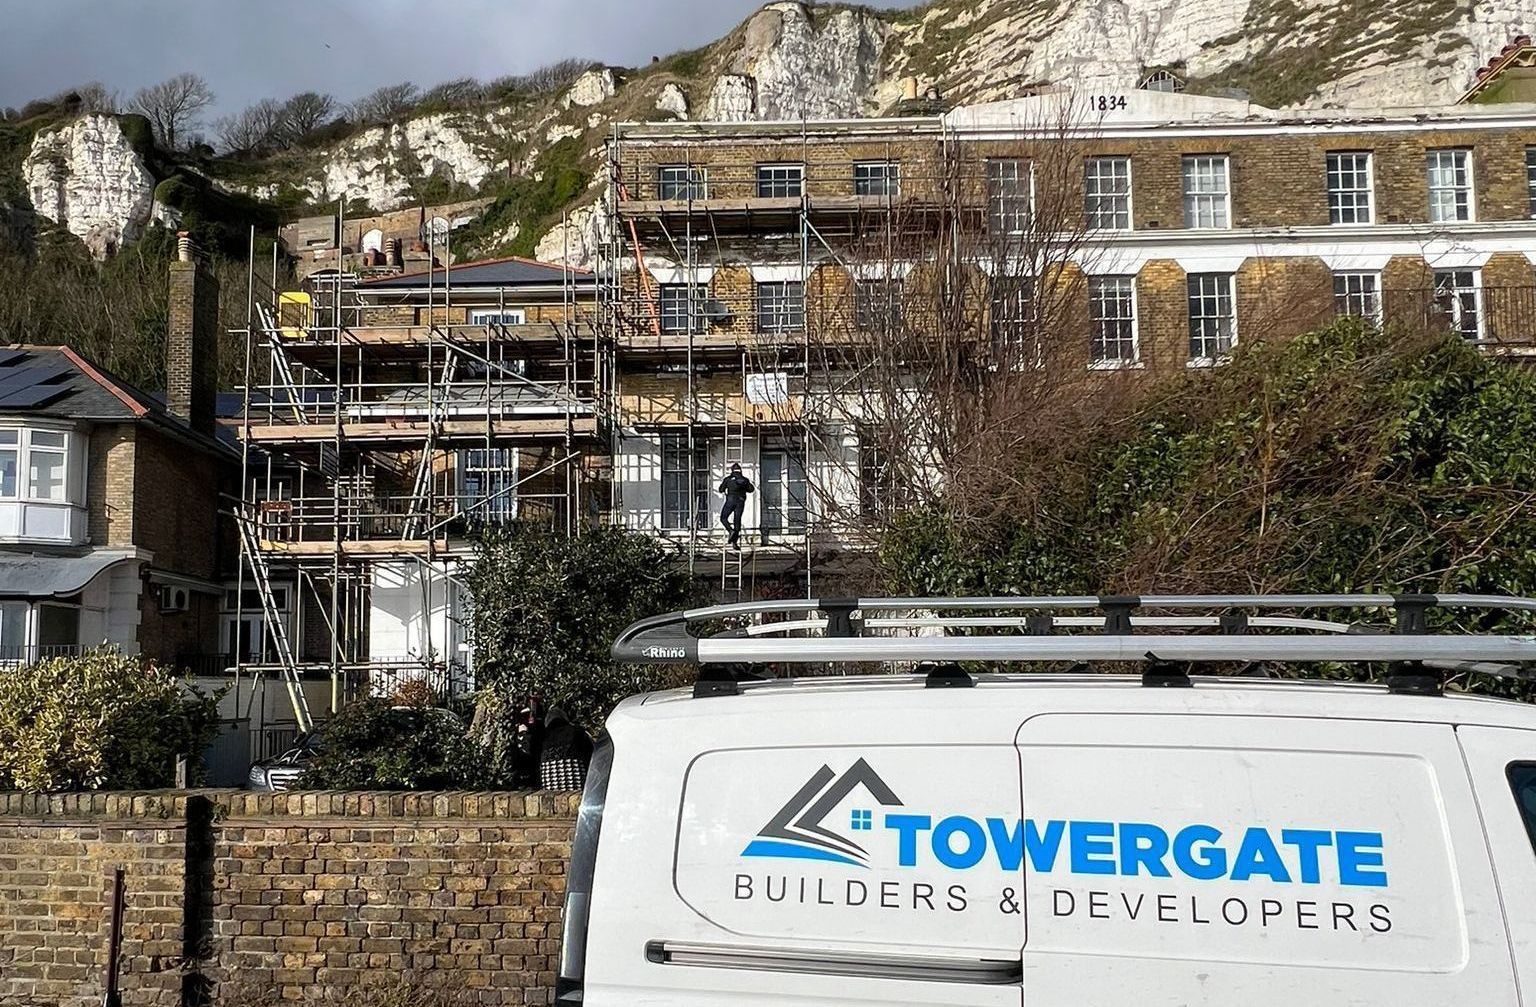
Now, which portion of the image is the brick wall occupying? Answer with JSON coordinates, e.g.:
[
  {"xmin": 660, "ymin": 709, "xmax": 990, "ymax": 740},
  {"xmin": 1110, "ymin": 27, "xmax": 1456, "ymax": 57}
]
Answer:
[
  {"xmin": 623, "ymin": 124, "xmax": 1536, "ymax": 227},
  {"xmin": 0, "ymin": 790, "xmax": 577, "ymax": 1006},
  {"xmin": 88, "ymin": 424, "xmax": 136, "ymax": 548}
]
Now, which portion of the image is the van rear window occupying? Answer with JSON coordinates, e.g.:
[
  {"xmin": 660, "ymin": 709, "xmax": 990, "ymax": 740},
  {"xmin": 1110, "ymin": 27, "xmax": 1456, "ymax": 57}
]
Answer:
[{"xmin": 1508, "ymin": 763, "xmax": 1536, "ymax": 854}]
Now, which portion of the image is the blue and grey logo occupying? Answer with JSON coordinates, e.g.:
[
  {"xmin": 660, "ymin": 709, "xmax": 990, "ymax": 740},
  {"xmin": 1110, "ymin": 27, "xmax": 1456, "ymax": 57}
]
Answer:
[{"xmin": 741, "ymin": 759, "xmax": 902, "ymax": 867}]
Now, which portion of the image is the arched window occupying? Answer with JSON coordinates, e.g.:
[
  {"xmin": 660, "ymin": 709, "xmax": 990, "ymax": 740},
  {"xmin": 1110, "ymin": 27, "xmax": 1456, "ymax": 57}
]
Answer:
[
  {"xmin": 1139, "ymin": 70, "xmax": 1187, "ymax": 93},
  {"xmin": 361, "ymin": 228, "xmax": 384, "ymax": 253}
]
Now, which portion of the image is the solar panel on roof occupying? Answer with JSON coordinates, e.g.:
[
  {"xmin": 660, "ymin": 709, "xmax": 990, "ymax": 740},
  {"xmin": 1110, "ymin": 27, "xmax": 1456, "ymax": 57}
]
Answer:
[
  {"xmin": 0, "ymin": 385, "xmax": 71, "ymax": 409},
  {"xmin": 0, "ymin": 365, "xmax": 70, "ymax": 395},
  {"xmin": 0, "ymin": 350, "xmax": 26, "ymax": 368}
]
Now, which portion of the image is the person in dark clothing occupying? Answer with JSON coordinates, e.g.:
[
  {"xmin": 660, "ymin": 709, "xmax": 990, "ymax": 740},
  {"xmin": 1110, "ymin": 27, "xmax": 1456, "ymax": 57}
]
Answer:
[
  {"xmin": 539, "ymin": 708, "xmax": 594, "ymax": 791},
  {"xmin": 718, "ymin": 462, "xmax": 754, "ymax": 548}
]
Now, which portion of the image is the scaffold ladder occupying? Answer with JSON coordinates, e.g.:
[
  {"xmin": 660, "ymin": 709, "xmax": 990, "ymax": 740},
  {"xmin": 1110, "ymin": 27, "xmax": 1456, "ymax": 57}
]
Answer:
[
  {"xmin": 404, "ymin": 350, "xmax": 460, "ymax": 540},
  {"xmin": 253, "ymin": 302, "xmax": 305, "ymax": 424},
  {"xmin": 235, "ymin": 506, "xmax": 313, "ymax": 732},
  {"xmin": 721, "ymin": 371, "xmax": 750, "ymax": 598}
]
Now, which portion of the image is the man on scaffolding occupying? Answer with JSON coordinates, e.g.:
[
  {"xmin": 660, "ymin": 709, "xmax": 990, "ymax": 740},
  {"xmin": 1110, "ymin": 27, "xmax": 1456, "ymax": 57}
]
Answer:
[{"xmin": 718, "ymin": 462, "xmax": 754, "ymax": 550}]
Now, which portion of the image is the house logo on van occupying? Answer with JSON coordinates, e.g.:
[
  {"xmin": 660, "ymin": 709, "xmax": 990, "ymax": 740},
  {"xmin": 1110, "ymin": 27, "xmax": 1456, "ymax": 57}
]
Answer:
[{"xmin": 741, "ymin": 759, "xmax": 903, "ymax": 867}]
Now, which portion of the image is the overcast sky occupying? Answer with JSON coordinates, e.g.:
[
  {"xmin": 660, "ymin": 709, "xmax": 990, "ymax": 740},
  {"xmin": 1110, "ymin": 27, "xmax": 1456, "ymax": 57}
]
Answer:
[{"xmin": 1, "ymin": 1, "xmax": 923, "ymax": 123}]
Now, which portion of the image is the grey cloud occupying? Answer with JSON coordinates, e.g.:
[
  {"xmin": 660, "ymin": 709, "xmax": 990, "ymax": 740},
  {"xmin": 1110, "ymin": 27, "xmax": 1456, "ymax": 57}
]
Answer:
[{"xmin": 0, "ymin": 1, "xmax": 925, "ymax": 122}]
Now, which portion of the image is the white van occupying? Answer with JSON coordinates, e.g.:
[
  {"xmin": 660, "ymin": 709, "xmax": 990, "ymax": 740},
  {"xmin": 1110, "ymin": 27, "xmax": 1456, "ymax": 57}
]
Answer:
[{"xmin": 558, "ymin": 594, "xmax": 1536, "ymax": 1005}]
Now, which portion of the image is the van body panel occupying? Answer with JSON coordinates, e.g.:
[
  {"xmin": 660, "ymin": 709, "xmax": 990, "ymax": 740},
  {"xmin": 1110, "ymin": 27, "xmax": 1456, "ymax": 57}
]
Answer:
[
  {"xmin": 583, "ymin": 679, "xmax": 1536, "ymax": 1005},
  {"xmin": 1457, "ymin": 726, "xmax": 1536, "ymax": 999},
  {"xmin": 1016, "ymin": 713, "xmax": 1514, "ymax": 1004},
  {"xmin": 676, "ymin": 744, "xmax": 1024, "ymax": 954}
]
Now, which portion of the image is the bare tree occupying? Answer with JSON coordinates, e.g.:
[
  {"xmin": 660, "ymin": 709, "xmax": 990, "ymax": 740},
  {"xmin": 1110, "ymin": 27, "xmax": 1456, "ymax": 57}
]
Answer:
[
  {"xmin": 215, "ymin": 97, "xmax": 286, "ymax": 153},
  {"xmin": 348, "ymin": 82, "xmax": 419, "ymax": 124},
  {"xmin": 490, "ymin": 58, "xmax": 592, "ymax": 98},
  {"xmin": 130, "ymin": 72, "xmax": 214, "ymax": 150},
  {"xmin": 419, "ymin": 78, "xmax": 485, "ymax": 109},
  {"xmin": 71, "ymin": 82, "xmax": 119, "ymax": 113},
  {"xmin": 772, "ymin": 95, "xmax": 1127, "ymax": 541},
  {"xmin": 279, "ymin": 91, "xmax": 337, "ymax": 138}
]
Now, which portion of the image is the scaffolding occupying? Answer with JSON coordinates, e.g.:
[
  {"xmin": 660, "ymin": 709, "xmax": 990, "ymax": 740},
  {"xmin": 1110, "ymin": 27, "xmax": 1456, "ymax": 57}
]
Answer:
[
  {"xmin": 601, "ymin": 117, "xmax": 960, "ymax": 601},
  {"xmin": 232, "ymin": 215, "xmax": 610, "ymax": 728}
]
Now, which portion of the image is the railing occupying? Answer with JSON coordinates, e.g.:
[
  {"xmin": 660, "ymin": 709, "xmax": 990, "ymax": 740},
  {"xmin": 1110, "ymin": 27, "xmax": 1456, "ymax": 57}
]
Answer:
[
  {"xmin": 613, "ymin": 158, "xmax": 944, "ymax": 207},
  {"xmin": 0, "ymin": 644, "xmax": 85, "ymax": 666},
  {"xmin": 177, "ymin": 652, "xmax": 240, "ymax": 677},
  {"xmin": 253, "ymin": 492, "xmax": 572, "ymax": 544},
  {"xmin": 1386, "ymin": 285, "xmax": 1536, "ymax": 349},
  {"xmin": 243, "ymin": 379, "xmax": 601, "ymax": 428}
]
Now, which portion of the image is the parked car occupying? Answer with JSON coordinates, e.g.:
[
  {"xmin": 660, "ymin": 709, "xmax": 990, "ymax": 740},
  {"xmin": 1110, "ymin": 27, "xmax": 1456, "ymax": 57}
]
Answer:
[{"xmin": 246, "ymin": 731, "xmax": 323, "ymax": 792}]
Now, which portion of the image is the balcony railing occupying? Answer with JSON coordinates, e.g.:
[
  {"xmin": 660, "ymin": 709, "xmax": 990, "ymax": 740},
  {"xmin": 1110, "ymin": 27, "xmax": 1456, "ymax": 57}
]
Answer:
[{"xmin": 1386, "ymin": 285, "xmax": 1536, "ymax": 350}]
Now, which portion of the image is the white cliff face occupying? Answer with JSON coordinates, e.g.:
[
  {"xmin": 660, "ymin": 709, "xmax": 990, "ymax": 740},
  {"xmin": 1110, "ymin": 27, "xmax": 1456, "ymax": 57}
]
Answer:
[
  {"xmin": 308, "ymin": 114, "xmax": 509, "ymax": 211},
  {"xmin": 890, "ymin": 0, "xmax": 1536, "ymax": 108},
  {"xmin": 23, "ymin": 114, "xmax": 155, "ymax": 259},
  {"xmin": 562, "ymin": 68, "xmax": 617, "ymax": 109},
  {"xmin": 706, "ymin": 2, "xmax": 889, "ymax": 119},
  {"xmin": 656, "ymin": 83, "xmax": 690, "ymax": 119},
  {"xmin": 705, "ymin": 75, "xmax": 759, "ymax": 121},
  {"xmin": 534, "ymin": 200, "xmax": 610, "ymax": 269}
]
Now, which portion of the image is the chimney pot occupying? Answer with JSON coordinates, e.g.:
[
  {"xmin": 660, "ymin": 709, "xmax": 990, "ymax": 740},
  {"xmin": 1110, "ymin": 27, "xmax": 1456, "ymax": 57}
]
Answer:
[
  {"xmin": 176, "ymin": 231, "xmax": 193, "ymax": 262},
  {"xmin": 901, "ymin": 77, "xmax": 918, "ymax": 101}
]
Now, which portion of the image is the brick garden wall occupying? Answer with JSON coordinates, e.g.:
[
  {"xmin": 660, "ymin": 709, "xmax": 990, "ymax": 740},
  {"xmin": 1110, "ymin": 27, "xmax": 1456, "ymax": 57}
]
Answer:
[{"xmin": 0, "ymin": 790, "xmax": 578, "ymax": 1006}]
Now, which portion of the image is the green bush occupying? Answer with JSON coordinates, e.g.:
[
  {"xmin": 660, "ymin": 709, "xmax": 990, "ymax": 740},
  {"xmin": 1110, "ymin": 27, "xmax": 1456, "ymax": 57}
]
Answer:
[
  {"xmin": 881, "ymin": 321, "xmax": 1536, "ymax": 690},
  {"xmin": 298, "ymin": 699, "xmax": 475, "ymax": 790},
  {"xmin": 0, "ymin": 649, "xmax": 222, "ymax": 793},
  {"xmin": 466, "ymin": 523, "xmax": 700, "ymax": 737}
]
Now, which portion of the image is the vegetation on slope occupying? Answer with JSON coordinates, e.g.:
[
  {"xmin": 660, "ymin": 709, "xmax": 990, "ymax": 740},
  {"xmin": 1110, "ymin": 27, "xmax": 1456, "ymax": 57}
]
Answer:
[{"xmin": 884, "ymin": 321, "xmax": 1536, "ymax": 671}]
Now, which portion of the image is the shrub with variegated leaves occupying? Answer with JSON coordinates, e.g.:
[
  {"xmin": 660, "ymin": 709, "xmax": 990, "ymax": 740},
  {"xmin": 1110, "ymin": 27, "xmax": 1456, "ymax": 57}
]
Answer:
[{"xmin": 0, "ymin": 649, "xmax": 221, "ymax": 793}]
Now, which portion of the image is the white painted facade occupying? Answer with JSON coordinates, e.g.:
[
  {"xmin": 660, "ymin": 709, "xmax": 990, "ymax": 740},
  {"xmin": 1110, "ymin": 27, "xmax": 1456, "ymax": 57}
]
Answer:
[{"xmin": 367, "ymin": 559, "xmax": 471, "ymax": 691}]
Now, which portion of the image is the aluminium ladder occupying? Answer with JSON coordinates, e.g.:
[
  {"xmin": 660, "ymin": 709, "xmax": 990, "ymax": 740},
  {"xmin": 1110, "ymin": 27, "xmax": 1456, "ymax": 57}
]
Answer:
[{"xmin": 235, "ymin": 506, "xmax": 313, "ymax": 732}]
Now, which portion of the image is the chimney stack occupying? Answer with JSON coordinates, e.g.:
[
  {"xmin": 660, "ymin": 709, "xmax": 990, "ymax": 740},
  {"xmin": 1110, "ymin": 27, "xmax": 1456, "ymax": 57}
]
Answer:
[
  {"xmin": 901, "ymin": 77, "xmax": 919, "ymax": 101},
  {"xmin": 166, "ymin": 231, "xmax": 219, "ymax": 434}
]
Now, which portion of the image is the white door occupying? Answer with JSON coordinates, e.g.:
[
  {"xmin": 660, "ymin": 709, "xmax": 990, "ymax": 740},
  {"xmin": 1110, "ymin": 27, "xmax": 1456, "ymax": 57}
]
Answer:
[
  {"xmin": 1016, "ymin": 713, "xmax": 1515, "ymax": 1005},
  {"xmin": 1457, "ymin": 726, "xmax": 1536, "ymax": 999}
]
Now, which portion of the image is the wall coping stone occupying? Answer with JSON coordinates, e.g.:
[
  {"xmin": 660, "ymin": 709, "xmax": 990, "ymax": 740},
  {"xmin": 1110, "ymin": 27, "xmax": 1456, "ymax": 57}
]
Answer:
[{"xmin": 0, "ymin": 789, "xmax": 580, "ymax": 821}]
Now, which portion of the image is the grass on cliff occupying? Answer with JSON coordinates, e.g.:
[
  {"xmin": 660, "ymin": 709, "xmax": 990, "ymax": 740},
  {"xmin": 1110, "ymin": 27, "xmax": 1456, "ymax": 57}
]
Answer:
[{"xmin": 452, "ymin": 137, "xmax": 588, "ymax": 259}]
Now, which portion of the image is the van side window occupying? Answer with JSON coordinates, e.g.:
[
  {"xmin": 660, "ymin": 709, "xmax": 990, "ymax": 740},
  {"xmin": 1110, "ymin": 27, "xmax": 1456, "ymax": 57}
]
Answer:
[{"xmin": 1508, "ymin": 763, "xmax": 1536, "ymax": 853}]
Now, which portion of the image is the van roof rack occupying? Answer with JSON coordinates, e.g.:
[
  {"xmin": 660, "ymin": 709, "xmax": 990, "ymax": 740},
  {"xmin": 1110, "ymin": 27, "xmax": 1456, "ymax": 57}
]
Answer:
[{"xmin": 610, "ymin": 594, "xmax": 1536, "ymax": 698}]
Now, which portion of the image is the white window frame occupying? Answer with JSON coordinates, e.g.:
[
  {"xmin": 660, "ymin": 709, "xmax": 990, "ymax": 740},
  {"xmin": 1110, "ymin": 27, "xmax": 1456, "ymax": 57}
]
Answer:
[
  {"xmin": 1088, "ymin": 275, "xmax": 1139, "ymax": 368},
  {"xmin": 458, "ymin": 447, "xmax": 519, "ymax": 523},
  {"xmin": 1433, "ymin": 269, "xmax": 1484, "ymax": 342},
  {"xmin": 467, "ymin": 308, "xmax": 527, "ymax": 326},
  {"xmin": 659, "ymin": 430, "xmax": 709, "ymax": 532},
  {"xmin": 756, "ymin": 280, "xmax": 805, "ymax": 333},
  {"xmin": 854, "ymin": 277, "xmax": 905, "ymax": 331},
  {"xmin": 1525, "ymin": 147, "xmax": 1536, "ymax": 219},
  {"xmin": 1427, "ymin": 148, "xmax": 1474, "ymax": 224},
  {"xmin": 0, "ymin": 426, "xmax": 75, "ymax": 505},
  {"xmin": 853, "ymin": 161, "xmax": 901, "ymax": 198},
  {"xmin": 986, "ymin": 158, "xmax": 1034, "ymax": 235},
  {"xmin": 657, "ymin": 165, "xmax": 707, "ymax": 201},
  {"xmin": 756, "ymin": 163, "xmax": 804, "ymax": 199},
  {"xmin": 1332, "ymin": 271, "xmax": 1383, "ymax": 325},
  {"xmin": 1182, "ymin": 155, "xmax": 1231, "ymax": 230},
  {"xmin": 0, "ymin": 429, "xmax": 17, "ymax": 500},
  {"xmin": 1085, "ymin": 156, "xmax": 1133, "ymax": 231},
  {"xmin": 658, "ymin": 283, "xmax": 709, "ymax": 335},
  {"xmin": 1186, "ymin": 273, "xmax": 1237, "ymax": 364},
  {"xmin": 1326, "ymin": 152, "xmax": 1375, "ymax": 225}
]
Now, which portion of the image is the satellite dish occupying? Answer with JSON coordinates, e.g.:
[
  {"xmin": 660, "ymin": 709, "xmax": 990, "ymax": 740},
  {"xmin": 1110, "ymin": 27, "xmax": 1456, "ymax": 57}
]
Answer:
[{"xmin": 703, "ymin": 299, "xmax": 734, "ymax": 325}]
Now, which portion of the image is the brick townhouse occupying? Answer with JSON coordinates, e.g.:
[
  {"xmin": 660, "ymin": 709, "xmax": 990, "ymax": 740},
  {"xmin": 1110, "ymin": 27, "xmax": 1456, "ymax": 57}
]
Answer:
[
  {"xmin": 0, "ymin": 237, "xmax": 236, "ymax": 666},
  {"xmin": 224, "ymin": 85, "xmax": 1536, "ymax": 732},
  {"xmin": 605, "ymin": 87, "xmax": 1536, "ymax": 589}
]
